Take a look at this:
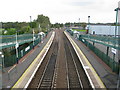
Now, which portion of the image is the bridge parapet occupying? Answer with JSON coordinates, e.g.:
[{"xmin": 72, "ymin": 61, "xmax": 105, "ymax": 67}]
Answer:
[{"xmin": 0, "ymin": 34, "xmax": 40, "ymax": 50}]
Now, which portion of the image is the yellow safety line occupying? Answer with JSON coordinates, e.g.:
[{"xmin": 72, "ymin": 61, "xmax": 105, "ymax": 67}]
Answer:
[
  {"xmin": 12, "ymin": 32, "xmax": 54, "ymax": 88},
  {"xmin": 64, "ymin": 31, "xmax": 106, "ymax": 88}
]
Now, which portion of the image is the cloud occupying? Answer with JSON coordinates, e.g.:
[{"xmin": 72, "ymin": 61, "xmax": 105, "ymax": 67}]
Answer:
[{"xmin": 0, "ymin": 0, "xmax": 119, "ymax": 23}]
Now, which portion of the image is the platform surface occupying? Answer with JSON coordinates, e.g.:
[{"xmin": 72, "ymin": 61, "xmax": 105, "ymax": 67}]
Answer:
[{"xmin": 66, "ymin": 31, "xmax": 118, "ymax": 88}]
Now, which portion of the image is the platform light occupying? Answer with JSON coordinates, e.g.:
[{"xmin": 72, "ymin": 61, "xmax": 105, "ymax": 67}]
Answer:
[
  {"xmin": 79, "ymin": 18, "xmax": 80, "ymax": 29},
  {"xmin": 30, "ymin": 16, "xmax": 35, "ymax": 49},
  {"xmin": 88, "ymin": 16, "xmax": 90, "ymax": 31},
  {"xmin": 115, "ymin": 7, "xmax": 120, "ymax": 90},
  {"xmin": 16, "ymin": 30, "xmax": 19, "ymax": 64},
  {"xmin": 1, "ymin": 55, "xmax": 4, "ymax": 68},
  {"xmin": 0, "ymin": 52, "xmax": 4, "ymax": 71},
  {"xmin": 114, "ymin": 8, "xmax": 120, "ymax": 38}
]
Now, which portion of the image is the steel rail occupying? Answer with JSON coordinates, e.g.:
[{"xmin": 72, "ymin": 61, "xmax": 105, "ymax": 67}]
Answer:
[
  {"xmin": 37, "ymin": 42, "xmax": 58, "ymax": 89},
  {"xmin": 67, "ymin": 38, "xmax": 84, "ymax": 89},
  {"xmin": 64, "ymin": 36, "xmax": 82, "ymax": 89}
]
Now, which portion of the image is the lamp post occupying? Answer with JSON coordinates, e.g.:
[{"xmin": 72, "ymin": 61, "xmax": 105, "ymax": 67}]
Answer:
[
  {"xmin": 16, "ymin": 30, "xmax": 19, "ymax": 64},
  {"xmin": 1, "ymin": 55, "xmax": 4, "ymax": 68},
  {"xmin": 114, "ymin": 8, "xmax": 120, "ymax": 39},
  {"xmin": 30, "ymin": 16, "xmax": 32, "ymax": 28},
  {"xmin": 46, "ymin": 24, "xmax": 49, "ymax": 37},
  {"xmin": 39, "ymin": 24, "xmax": 41, "ymax": 43},
  {"xmin": 79, "ymin": 18, "xmax": 80, "ymax": 29},
  {"xmin": 33, "ymin": 29, "xmax": 35, "ymax": 49},
  {"xmin": 88, "ymin": 16, "xmax": 90, "ymax": 32},
  {"xmin": 0, "ymin": 51, "xmax": 4, "ymax": 72},
  {"xmin": 114, "ymin": 8, "xmax": 120, "ymax": 62},
  {"xmin": 30, "ymin": 16, "xmax": 35, "ymax": 49},
  {"xmin": 87, "ymin": 16, "xmax": 90, "ymax": 47},
  {"xmin": 115, "ymin": 7, "xmax": 120, "ymax": 90},
  {"xmin": 48, "ymin": 24, "xmax": 49, "ymax": 33},
  {"xmin": 39, "ymin": 24, "xmax": 41, "ymax": 32}
]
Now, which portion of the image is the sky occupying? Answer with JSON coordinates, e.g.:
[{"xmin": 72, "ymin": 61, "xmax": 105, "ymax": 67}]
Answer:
[{"xmin": 0, "ymin": 0, "xmax": 120, "ymax": 24}]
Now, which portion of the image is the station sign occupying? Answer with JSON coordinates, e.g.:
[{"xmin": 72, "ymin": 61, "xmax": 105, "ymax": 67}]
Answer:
[
  {"xmin": 25, "ymin": 46, "xmax": 30, "ymax": 52},
  {"xmin": 15, "ymin": 43, "xmax": 19, "ymax": 49},
  {"xmin": 82, "ymin": 39, "xmax": 85, "ymax": 42},
  {"xmin": 111, "ymin": 48, "xmax": 117, "ymax": 54}
]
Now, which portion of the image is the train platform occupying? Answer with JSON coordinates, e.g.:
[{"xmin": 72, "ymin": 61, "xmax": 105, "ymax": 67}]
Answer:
[
  {"xmin": 64, "ymin": 31, "xmax": 105, "ymax": 88},
  {"xmin": 2, "ymin": 31, "xmax": 53, "ymax": 88},
  {"xmin": 2, "ymin": 29, "xmax": 118, "ymax": 89},
  {"xmin": 66, "ymin": 31, "xmax": 118, "ymax": 88}
]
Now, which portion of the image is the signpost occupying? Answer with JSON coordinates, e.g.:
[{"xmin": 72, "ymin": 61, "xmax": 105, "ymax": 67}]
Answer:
[{"xmin": 111, "ymin": 48, "xmax": 117, "ymax": 54}]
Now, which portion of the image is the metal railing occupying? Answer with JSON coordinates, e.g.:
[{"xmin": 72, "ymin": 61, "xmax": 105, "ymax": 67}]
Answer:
[{"xmin": 67, "ymin": 30, "xmax": 120, "ymax": 74}]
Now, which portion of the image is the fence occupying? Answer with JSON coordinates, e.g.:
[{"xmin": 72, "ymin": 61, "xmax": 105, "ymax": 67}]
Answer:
[
  {"xmin": 67, "ymin": 29, "xmax": 119, "ymax": 74},
  {"xmin": 0, "ymin": 34, "xmax": 40, "ymax": 50},
  {"xmin": 79, "ymin": 36, "xmax": 119, "ymax": 73},
  {"xmin": 1, "ymin": 34, "xmax": 39, "ymax": 43},
  {"xmin": 2, "ymin": 34, "xmax": 45, "ymax": 67},
  {"xmin": 80, "ymin": 34, "xmax": 120, "ymax": 50}
]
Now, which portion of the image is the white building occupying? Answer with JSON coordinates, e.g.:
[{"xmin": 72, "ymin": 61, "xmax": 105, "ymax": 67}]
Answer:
[{"xmin": 87, "ymin": 25, "xmax": 119, "ymax": 35}]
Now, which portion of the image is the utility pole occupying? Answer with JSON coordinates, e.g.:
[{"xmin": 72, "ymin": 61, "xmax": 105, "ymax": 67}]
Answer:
[
  {"xmin": 115, "ymin": 8, "xmax": 120, "ymax": 40},
  {"xmin": 0, "ymin": 51, "xmax": 4, "ymax": 72},
  {"xmin": 115, "ymin": 7, "xmax": 120, "ymax": 90},
  {"xmin": 39, "ymin": 24, "xmax": 41, "ymax": 43},
  {"xmin": 87, "ymin": 16, "xmax": 90, "ymax": 47},
  {"xmin": 88, "ymin": 16, "xmax": 90, "ymax": 32},
  {"xmin": 79, "ymin": 18, "xmax": 80, "ymax": 29},
  {"xmin": 16, "ymin": 30, "xmax": 19, "ymax": 64},
  {"xmin": 48, "ymin": 24, "xmax": 49, "ymax": 32},
  {"xmin": 39, "ymin": 24, "xmax": 41, "ymax": 32},
  {"xmin": 114, "ymin": 8, "xmax": 120, "ymax": 62},
  {"xmin": 30, "ymin": 16, "xmax": 35, "ymax": 49},
  {"xmin": 33, "ymin": 29, "xmax": 35, "ymax": 49}
]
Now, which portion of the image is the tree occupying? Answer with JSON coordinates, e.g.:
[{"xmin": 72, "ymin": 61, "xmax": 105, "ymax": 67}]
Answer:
[
  {"xmin": 20, "ymin": 26, "xmax": 30, "ymax": 34},
  {"xmin": 1, "ymin": 14, "xmax": 51, "ymax": 35},
  {"xmin": 3, "ymin": 28, "xmax": 16, "ymax": 35},
  {"xmin": 29, "ymin": 21, "xmax": 37, "ymax": 28},
  {"xmin": 36, "ymin": 14, "xmax": 51, "ymax": 32},
  {"xmin": 65, "ymin": 22, "xmax": 71, "ymax": 27}
]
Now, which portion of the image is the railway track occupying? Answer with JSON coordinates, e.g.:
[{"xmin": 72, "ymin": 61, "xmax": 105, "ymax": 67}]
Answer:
[
  {"xmin": 64, "ymin": 36, "xmax": 83, "ymax": 89},
  {"xmin": 64, "ymin": 34, "xmax": 92, "ymax": 89},
  {"xmin": 28, "ymin": 30, "xmax": 92, "ymax": 89},
  {"xmin": 37, "ymin": 42, "xmax": 58, "ymax": 89}
]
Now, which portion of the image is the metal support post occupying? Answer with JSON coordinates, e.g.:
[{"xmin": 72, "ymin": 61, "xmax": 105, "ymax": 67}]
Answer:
[
  {"xmin": 117, "ymin": 60, "xmax": 120, "ymax": 90},
  {"xmin": 16, "ymin": 32, "xmax": 19, "ymax": 64},
  {"xmin": 33, "ymin": 29, "xmax": 35, "ymax": 49},
  {"xmin": 106, "ymin": 46, "xmax": 109, "ymax": 56}
]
